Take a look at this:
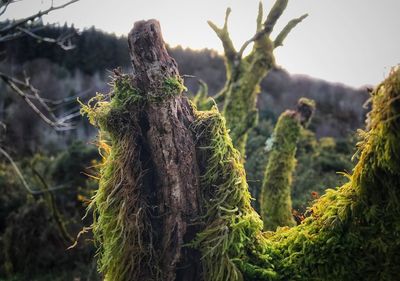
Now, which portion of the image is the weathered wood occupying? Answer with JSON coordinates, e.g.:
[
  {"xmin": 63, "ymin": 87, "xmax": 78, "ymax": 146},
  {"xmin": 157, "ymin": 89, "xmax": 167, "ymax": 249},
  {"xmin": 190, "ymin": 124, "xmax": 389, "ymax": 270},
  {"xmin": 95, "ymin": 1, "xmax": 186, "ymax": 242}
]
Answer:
[{"xmin": 128, "ymin": 20, "xmax": 202, "ymax": 281}]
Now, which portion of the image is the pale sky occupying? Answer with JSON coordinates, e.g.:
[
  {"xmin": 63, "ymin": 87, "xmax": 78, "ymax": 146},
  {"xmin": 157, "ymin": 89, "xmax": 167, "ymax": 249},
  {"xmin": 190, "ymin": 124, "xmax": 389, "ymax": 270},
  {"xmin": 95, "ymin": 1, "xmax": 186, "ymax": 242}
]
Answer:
[{"xmin": 4, "ymin": 0, "xmax": 400, "ymax": 87}]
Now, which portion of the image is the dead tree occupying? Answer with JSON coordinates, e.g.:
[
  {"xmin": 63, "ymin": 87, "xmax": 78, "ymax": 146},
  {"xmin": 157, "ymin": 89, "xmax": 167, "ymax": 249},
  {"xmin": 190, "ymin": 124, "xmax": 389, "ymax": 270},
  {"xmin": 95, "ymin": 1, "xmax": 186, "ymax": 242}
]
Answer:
[
  {"xmin": 208, "ymin": 0, "xmax": 307, "ymax": 155},
  {"xmin": 84, "ymin": 19, "xmax": 400, "ymax": 281}
]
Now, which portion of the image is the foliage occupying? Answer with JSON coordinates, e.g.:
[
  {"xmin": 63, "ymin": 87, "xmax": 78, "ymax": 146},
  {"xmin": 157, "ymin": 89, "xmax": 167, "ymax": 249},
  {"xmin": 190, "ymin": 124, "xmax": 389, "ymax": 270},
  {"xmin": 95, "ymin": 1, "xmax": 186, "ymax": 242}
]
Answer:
[
  {"xmin": 292, "ymin": 133, "xmax": 355, "ymax": 211},
  {"xmin": 0, "ymin": 143, "xmax": 99, "ymax": 280},
  {"xmin": 246, "ymin": 124, "xmax": 355, "ymax": 215}
]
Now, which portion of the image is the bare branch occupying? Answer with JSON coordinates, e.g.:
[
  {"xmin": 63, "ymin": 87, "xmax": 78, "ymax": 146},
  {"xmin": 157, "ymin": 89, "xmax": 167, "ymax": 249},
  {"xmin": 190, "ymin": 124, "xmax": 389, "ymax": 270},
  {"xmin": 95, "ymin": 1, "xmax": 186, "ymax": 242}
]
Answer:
[
  {"xmin": 0, "ymin": 0, "xmax": 79, "ymax": 35},
  {"xmin": 31, "ymin": 165, "xmax": 74, "ymax": 243},
  {"xmin": 23, "ymin": 72, "xmax": 59, "ymax": 121},
  {"xmin": 25, "ymin": 87, "xmax": 93, "ymax": 108},
  {"xmin": 274, "ymin": 14, "xmax": 308, "ymax": 48},
  {"xmin": 207, "ymin": 8, "xmax": 237, "ymax": 66},
  {"xmin": 0, "ymin": 25, "xmax": 45, "ymax": 43},
  {"xmin": 264, "ymin": 0, "xmax": 288, "ymax": 35},
  {"xmin": 0, "ymin": 146, "xmax": 68, "ymax": 195},
  {"xmin": 0, "ymin": 30, "xmax": 24, "ymax": 42},
  {"xmin": 16, "ymin": 26, "xmax": 75, "ymax": 50},
  {"xmin": 0, "ymin": 72, "xmax": 76, "ymax": 130},
  {"xmin": 0, "ymin": 0, "xmax": 14, "ymax": 17}
]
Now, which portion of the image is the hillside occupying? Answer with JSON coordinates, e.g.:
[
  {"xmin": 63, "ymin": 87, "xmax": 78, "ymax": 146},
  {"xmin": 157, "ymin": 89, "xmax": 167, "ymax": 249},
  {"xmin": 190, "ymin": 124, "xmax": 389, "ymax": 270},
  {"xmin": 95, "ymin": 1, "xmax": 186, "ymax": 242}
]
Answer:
[{"xmin": 0, "ymin": 23, "xmax": 368, "ymax": 153}]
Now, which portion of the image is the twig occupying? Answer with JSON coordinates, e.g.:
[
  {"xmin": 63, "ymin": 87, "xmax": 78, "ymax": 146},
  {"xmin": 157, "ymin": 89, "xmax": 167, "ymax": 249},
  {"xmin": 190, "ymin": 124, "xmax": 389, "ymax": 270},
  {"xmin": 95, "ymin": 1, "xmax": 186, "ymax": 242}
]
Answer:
[
  {"xmin": 0, "ymin": 71, "xmax": 75, "ymax": 130},
  {"xmin": 274, "ymin": 14, "xmax": 308, "ymax": 48},
  {"xmin": 31, "ymin": 165, "xmax": 74, "ymax": 243},
  {"xmin": 0, "ymin": 146, "xmax": 68, "ymax": 194},
  {"xmin": 16, "ymin": 26, "xmax": 75, "ymax": 50},
  {"xmin": 0, "ymin": 0, "xmax": 79, "ymax": 35}
]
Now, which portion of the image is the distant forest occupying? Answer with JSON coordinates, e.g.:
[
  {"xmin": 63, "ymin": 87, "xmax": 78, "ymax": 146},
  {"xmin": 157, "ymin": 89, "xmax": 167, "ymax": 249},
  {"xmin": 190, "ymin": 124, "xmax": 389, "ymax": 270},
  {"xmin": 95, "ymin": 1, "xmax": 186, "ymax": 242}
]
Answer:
[{"xmin": 1, "ymin": 22, "xmax": 369, "ymax": 154}]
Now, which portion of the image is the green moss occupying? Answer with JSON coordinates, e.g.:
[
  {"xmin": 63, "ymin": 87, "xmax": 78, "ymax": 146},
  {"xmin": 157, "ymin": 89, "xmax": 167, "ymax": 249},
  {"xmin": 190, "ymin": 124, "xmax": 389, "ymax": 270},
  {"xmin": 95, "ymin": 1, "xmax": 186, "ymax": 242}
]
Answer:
[
  {"xmin": 89, "ymin": 138, "xmax": 156, "ymax": 281},
  {"xmin": 222, "ymin": 60, "xmax": 267, "ymax": 156},
  {"xmin": 162, "ymin": 76, "xmax": 187, "ymax": 99},
  {"xmin": 260, "ymin": 111, "xmax": 300, "ymax": 230},
  {"xmin": 193, "ymin": 68, "xmax": 400, "ymax": 280},
  {"xmin": 81, "ymin": 73, "xmax": 164, "ymax": 281},
  {"xmin": 297, "ymin": 97, "xmax": 315, "ymax": 108},
  {"xmin": 81, "ymin": 74, "xmax": 185, "ymax": 138},
  {"xmin": 259, "ymin": 98, "xmax": 315, "ymax": 230},
  {"xmin": 192, "ymin": 80, "xmax": 215, "ymax": 111},
  {"xmin": 84, "ymin": 65, "xmax": 400, "ymax": 280},
  {"xmin": 191, "ymin": 106, "xmax": 264, "ymax": 281},
  {"xmin": 245, "ymin": 67, "xmax": 400, "ymax": 280}
]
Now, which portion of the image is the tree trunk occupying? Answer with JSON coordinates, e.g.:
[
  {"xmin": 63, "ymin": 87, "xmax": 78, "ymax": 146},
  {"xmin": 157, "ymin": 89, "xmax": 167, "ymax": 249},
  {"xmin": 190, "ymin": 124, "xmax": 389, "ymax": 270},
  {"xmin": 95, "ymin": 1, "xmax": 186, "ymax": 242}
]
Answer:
[
  {"xmin": 128, "ymin": 20, "xmax": 202, "ymax": 281},
  {"xmin": 84, "ymin": 20, "xmax": 204, "ymax": 281}
]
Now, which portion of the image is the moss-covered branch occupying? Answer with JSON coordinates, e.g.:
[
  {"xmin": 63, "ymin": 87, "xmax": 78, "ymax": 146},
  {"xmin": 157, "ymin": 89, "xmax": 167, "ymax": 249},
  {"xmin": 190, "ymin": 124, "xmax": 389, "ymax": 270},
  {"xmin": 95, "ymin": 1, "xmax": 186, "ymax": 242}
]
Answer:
[
  {"xmin": 273, "ymin": 14, "xmax": 308, "ymax": 48},
  {"xmin": 209, "ymin": 1, "xmax": 307, "ymax": 156},
  {"xmin": 260, "ymin": 98, "xmax": 315, "ymax": 231},
  {"xmin": 207, "ymin": 8, "xmax": 237, "ymax": 78},
  {"xmin": 264, "ymin": 0, "xmax": 288, "ymax": 34}
]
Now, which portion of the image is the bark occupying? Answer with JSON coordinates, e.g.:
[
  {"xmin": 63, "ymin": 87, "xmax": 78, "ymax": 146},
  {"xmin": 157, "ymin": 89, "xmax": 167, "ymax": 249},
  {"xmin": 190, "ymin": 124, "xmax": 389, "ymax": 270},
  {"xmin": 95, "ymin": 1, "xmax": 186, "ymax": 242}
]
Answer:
[{"xmin": 128, "ymin": 20, "xmax": 202, "ymax": 281}]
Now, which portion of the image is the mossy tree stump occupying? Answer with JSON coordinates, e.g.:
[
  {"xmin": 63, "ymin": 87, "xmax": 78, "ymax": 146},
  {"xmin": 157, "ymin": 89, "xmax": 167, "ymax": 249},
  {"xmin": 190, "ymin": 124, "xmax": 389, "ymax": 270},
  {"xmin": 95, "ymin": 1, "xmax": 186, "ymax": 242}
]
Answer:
[
  {"xmin": 84, "ymin": 20, "xmax": 203, "ymax": 281},
  {"xmin": 83, "ymin": 18, "xmax": 400, "ymax": 281}
]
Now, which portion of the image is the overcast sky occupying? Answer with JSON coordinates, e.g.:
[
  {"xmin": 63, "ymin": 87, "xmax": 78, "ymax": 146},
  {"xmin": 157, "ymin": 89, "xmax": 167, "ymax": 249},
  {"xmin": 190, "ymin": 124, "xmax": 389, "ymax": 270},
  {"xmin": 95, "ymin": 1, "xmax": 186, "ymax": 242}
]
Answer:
[{"xmin": 4, "ymin": 0, "xmax": 400, "ymax": 87}]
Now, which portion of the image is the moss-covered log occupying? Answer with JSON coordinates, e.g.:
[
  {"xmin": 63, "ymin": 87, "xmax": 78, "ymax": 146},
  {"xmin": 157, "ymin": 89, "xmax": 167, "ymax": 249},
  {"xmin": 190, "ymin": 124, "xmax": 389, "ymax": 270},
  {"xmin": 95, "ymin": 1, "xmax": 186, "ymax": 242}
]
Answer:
[
  {"xmin": 84, "ymin": 19, "xmax": 400, "ymax": 281},
  {"xmin": 208, "ymin": 0, "xmax": 307, "ymax": 155},
  {"xmin": 260, "ymin": 98, "xmax": 315, "ymax": 230}
]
